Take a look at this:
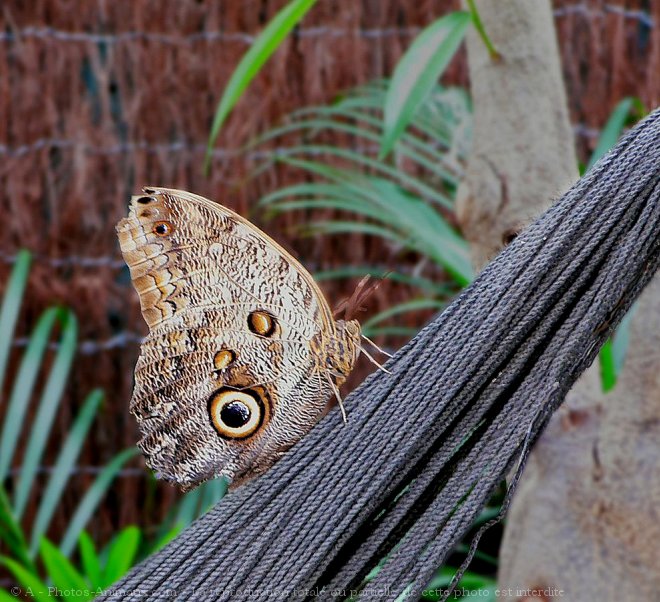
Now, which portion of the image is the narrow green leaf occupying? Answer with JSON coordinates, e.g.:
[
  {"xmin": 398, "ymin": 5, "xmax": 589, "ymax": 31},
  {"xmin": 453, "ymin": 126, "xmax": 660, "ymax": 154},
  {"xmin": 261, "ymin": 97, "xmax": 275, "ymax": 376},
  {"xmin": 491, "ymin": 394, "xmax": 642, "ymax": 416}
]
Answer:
[
  {"xmin": 0, "ymin": 250, "xmax": 31, "ymax": 413},
  {"xmin": 78, "ymin": 531, "xmax": 103, "ymax": 590},
  {"xmin": 14, "ymin": 309, "xmax": 78, "ymax": 520},
  {"xmin": 174, "ymin": 487, "xmax": 204, "ymax": 529},
  {"xmin": 359, "ymin": 177, "xmax": 472, "ymax": 284},
  {"xmin": 586, "ymin": 98, "xmax": 635, "ymax": 171},
  {"xmin": 251, "ymin": 112, "xmax": 460, "ymax": 186},
  {"xmin": 611, "ymin": 305, "xmax": 635, "ymax": 375},
  {"xmin": 267, "ymin": 198, "xmax": 391, "ymax": 223},
  {"xmin": 205, "ymin": 0, "xmax": 318, "ymax": 170},
  {"xmin": 0, "ymin": 555, "xmax": 51, "ymax": 602},
  {"xmin": 473, "ymin": 504, "xmax": 501, "ymax": 526},
  {"xmin": 315, "ymin": 267, "xmax": 455, "ymax": 297},
  {"xmin": 101, "ymin": 526, "xmax": 141, "ymax": 588},
  {"xmin": 39, "ymin": 538, "xmax": 91, "ymax": 600},
  {"xmin": 598, "ymin": 304, "xmax": 636, "ymax": 393},
  {"xmin": 200, "ymin": 478, "xmax": 228, "ymax": 514},
  {"xmin": 363, "ymin": 299, "xmax": 446, "ymax": 330},
  {"xmin": 300, "ymin": 179, "xmax": 469, "ymax": 285},
  {"xmin": 0, "ymin": 487, "xmax": 34, "ymax": 572},
  {"xmin": 599, "ymin": 339, "xmax": 616, "ymax": 393},
  {"xmin": 466, "ymin": 0, "xmax": 499, "ymax": 60},
  {"xmin": 152, "ymin": 524, "xmax": 182, "ymax": 554},
  {"xmin": 281, "ymin": 147, "xmax": 454, "ymax": 208},
  {"xmin": 0, "ymin": 308, "xmax": 59, "ymax": 482},
  {"xmin": 259, "ymin": 182, "xmax": 357, "ymax": 207},
  {"xmin": 303, "ymin": 220, "xmax": 410, "ymax": 245},
  {"xmin": 381, "ymin": 12, "xmax": 471, "ymax": 158},
  {"xmin": 0, "ymin": 589, "xmax": 22, "ymax": 602},
  {"xmin": 280, "ymin": 164, "xmax": 470, "ymax": 284},
  {"xmin": 29, "ymin": 390, "xmax": 104, "ymax": 555},
  {"xmin": 59, "ymin": 448, "xmax": 138, "ymax": 556},
  {"xmin": 363, "ymin": 326, "xmax": 419, "ymax": 338},
  {"xmin": 453, "ymin": 543, "xmax": 499, "ymax": 567}
]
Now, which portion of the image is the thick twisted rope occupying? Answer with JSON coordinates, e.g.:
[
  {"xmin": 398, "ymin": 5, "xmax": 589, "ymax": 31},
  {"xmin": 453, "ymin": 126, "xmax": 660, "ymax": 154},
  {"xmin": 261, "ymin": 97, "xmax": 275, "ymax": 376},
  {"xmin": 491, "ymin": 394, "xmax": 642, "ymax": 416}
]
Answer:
[{"xmin": 100, "ymin": 109, "xmax": 660, "ymax": 601}]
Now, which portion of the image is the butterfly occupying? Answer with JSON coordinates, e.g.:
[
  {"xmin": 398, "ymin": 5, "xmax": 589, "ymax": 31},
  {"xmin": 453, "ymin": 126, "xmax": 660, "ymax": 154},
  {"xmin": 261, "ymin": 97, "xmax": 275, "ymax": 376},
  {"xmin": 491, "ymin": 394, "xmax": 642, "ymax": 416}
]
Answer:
[{"xmin": 117, "ymin": 187, "xmax": 362, "ymax": 490}]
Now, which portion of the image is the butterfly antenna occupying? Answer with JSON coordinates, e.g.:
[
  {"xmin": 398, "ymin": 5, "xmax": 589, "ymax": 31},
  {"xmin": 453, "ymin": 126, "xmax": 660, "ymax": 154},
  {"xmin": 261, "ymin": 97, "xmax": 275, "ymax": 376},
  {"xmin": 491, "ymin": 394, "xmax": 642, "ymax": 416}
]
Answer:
[
  {"xmin": 324, "ymin": 371, "xmax": 348, "ymax": 424},
  {"xmin": 361, "ymin": 333, "xmax": 393, "ymax": 358},
  {"xmin": 359, "ymin": 345, "xmax": 393, "ymax": 375}
]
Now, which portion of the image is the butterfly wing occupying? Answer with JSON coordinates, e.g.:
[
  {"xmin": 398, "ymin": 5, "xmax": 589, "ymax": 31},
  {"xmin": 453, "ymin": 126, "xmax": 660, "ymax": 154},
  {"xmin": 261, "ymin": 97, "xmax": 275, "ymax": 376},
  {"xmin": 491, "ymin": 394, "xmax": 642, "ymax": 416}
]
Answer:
[{"xmin": 117, "ymin": 187, "xmax": 360, "ymax": 489}]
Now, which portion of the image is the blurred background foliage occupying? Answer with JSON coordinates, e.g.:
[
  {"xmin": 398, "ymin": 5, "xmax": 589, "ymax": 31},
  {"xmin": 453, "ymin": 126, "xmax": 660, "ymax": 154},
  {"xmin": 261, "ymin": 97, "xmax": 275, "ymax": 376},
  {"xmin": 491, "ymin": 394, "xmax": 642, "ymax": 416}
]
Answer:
[{"xmin": 0, "ymin": 0, "xmax": 656, "ymax": 599}]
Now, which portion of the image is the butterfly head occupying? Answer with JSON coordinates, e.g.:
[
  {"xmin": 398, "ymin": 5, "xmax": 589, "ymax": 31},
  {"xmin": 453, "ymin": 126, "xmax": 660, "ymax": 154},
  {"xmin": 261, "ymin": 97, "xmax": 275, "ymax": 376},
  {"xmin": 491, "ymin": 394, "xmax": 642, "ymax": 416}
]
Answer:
[{"xmin": 323, "ymin": 319, "xmax": 362, "ymax": 387}]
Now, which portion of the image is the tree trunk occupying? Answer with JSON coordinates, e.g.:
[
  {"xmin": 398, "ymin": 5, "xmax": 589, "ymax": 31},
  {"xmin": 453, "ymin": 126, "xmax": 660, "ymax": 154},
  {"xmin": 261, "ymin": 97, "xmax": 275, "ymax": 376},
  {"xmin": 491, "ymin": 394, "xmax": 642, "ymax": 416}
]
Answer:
[
  {"xmin": 456, "ymin": 0, "xmax": 578, "ymax": 271},
  {"xmin": 457, "ymin": 1, "xmax": 660, "ymax": 599}
]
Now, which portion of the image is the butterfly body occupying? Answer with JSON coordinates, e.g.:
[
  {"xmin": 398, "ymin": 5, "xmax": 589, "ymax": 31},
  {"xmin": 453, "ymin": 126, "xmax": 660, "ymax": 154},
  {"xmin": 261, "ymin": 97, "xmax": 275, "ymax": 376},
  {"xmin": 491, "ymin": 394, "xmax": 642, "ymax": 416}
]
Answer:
[{"xmin": 117, "ymin": 187, "xmax": 360, "ymax": 489}]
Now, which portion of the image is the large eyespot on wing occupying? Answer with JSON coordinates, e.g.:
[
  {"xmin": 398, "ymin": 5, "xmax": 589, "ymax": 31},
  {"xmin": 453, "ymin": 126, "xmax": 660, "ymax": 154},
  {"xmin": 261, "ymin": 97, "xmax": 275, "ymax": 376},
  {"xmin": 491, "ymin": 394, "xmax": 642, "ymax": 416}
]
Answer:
[{"xmin": 208, "ymin": 388, "xmax": 266, "ymax": 439}]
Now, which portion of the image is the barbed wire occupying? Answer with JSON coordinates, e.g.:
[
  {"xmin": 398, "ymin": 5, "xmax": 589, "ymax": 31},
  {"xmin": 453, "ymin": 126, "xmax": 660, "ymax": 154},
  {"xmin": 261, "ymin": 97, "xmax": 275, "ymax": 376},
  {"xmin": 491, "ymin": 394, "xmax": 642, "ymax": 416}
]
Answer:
[
  {"xmin": 0, "ymin": 250, "xmax": 127, "ymax": 268},
  {"xmin": 0, "ymin": 26, "xmax": 422, "ymax": 45},
  {"xmin": 6, "ymin": 465, "xmax": 145, "ymax": 477},
  {"xmin": 0, "ymin": 5, "xmax": 654, "ymax": 46},
  {"xmin": 0, "ymin": 139, "xmax": 387, "ymax": 159},
  {"xmin": 9, "ymin": 331, "xmax": 145, "ymax": 353},
  {"xmin": 0, "ymin": 123, "xmax": 602, "ymax": 161}
]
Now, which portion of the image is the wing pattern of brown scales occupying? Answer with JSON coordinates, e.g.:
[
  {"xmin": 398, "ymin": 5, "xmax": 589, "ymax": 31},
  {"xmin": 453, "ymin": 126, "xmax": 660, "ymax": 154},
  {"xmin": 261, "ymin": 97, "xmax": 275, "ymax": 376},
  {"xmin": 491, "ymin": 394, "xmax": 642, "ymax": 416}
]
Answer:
[{"xmin": 117, "ymin": 187, "xmax": 361, "ymax": 490}]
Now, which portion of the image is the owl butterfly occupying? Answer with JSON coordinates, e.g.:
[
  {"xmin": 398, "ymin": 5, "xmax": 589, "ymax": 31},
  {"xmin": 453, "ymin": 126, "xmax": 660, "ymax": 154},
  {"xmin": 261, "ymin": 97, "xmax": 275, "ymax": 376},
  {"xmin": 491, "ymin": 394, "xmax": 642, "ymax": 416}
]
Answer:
[{"xmin": 117, "ymin": 187, "xmax": 362, "ymax": 490}]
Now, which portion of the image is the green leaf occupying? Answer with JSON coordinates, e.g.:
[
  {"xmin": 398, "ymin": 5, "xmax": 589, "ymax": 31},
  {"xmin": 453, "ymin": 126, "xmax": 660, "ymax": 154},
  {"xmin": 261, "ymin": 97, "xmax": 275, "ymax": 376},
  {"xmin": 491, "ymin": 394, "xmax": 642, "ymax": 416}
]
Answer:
[
  {"xmin": 0, "ymin": 250, "xmax": 31, "ymax": 428},
  {"xmin": 173, "ymin": 487, "xmax": 204, "ymax": 529},
  {"xmin": 0, "ymin": 555, "xmax": 51, "ymax": 602},
  {"xmin": 283, "ymin": 166, "xmax": 471, "ymax": 284},
  {"xmin": 0, "ymin": 589, "xmax": 22, "ymax": 602},
  {"xmin": 586, "ymin": 99, "xmax": 631, "ymax": 170},
  {"xmin": 252, "ymin": 111, "xmax": 460, "ymax": 186},
  {"xmin": 101, "ymin": 526, "xmax": 141, "ymax": 588},
  {"xmin": 0, "ymin": 487, "xmax": 34, "ymax": 572},
  {"xmin": 280, "ymin": 148, "xmax": 453, "ymax": 208},
  {"xmin": 304, "ymin": 219, "xmax": 410, "ymax": 245},
  {"xmin": 363, "ymin": 298, "xmax": 446, "ymax": 330},
  {"xmin": 586, "ymin": 98, "xmax": 636, "ymax": 171},
  {"xmin": 205, "ymin": 0, "xmax": 318, "ymax": 171},
  {"xmin": 473, "ymin": 504, "xmax": 501, "ymax": 526},
  {"xmin": 270, "ymin": 164, "xmax": 472, "ymax": 283},
  {"xmin": 200, "ymin": 478, "xmax": 228, "ymax": 513},
  {"xmin": 14, "ymin": 309, "xmax": 78, "ymax": 520},
  {"xmin": 599, "ymin": 339, "xmax": 616, "ymax": 392},
  {"xmin": 152, "ymin": 524, "xmax": 182, "ymax": 554},
  {"xmin": 598, "ymin": 304, "xmax": 636, "ymax": 393},
  {"xmin": 381, "ymin": 12, "xmax": 471, "ymax": 158},
  {"xmin": 363, "ymin": 326, "xmax": 419, "ymax": 338},
  {"xmin": 466, "ymin": 0, "xmax": 499, "ymax": 59},
  {"xmin": 78, "ymin": 531, "xmax": 103, "ymax": 590},
  {"xmin": 259, "ymin": 182, "xmax": 360, "ymax": 207},
  {"xmin": 59, "ymin": 447, "xmax": 138, "ymax": 556},
  {"xmin": 453, "ymin": 543, "xmax": 499, "ymax": 567},
  {"xmin": 0, "ymin": 308, "xmax": 59, "ymax": 482},
  {"xmin": 315, "ymin": 266, "xmax": 455, "ymax": 297},
  {"xmin": 611, "ymin": 306, "xmax": 635, "ymax": 375},
  {"xmin": 39, "ymin": 538, "xmax": 91, "ymax": 601},
  {"xmin": 268, "ymin": 198, "xmax": 394, "ymax": 223},
  {"xmin": 364, "ymin": 178, "xmax": 472, "ymax": 284},
  {"xmin": 29, "ymin": 390, "xmax": 104, "ymax": 555}
]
